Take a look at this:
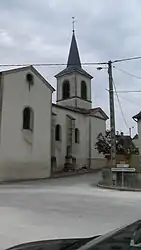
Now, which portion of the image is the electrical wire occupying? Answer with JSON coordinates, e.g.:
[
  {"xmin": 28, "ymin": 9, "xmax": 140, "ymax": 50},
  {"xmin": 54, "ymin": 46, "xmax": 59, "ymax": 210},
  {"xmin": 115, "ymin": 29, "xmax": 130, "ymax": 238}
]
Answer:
[
  {"xmin": 106, "ymin": 88, "xmax": 141, "ymax": 93},
  {"xmin": 113, "ymin": 90, "xmax": 141, "ymax": 93},
  {"xmin": 113, "ymin": 66, "xmax": 141, "ymax": 80},
  {"xmin": 113, "ymin": 80, "xmax": 129, "ymax": 129},
  {"xmin": 106, "ymin": 88, "xmax": 141, "ymax": 107},
  {"xmin": 115, "ymin": 94, "xmax": 141, "ymax": 108},
  {"xmin": 1, "ymin": 55, "xmax": 141, "ymax": 68},
  {"xmin": 113, "ymin": 56, "xmax": 141, "ymax": 63},
  {"xmin": 0, "ymin": 62, "xmax": 107, "ymax": 67}
]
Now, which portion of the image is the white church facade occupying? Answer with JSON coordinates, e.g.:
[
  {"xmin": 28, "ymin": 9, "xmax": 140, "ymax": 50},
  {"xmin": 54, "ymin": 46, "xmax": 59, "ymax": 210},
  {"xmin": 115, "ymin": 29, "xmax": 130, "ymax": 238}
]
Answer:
[{"xmin": 0, "ymin": 31, "xmax": 108, "ymax": 181}]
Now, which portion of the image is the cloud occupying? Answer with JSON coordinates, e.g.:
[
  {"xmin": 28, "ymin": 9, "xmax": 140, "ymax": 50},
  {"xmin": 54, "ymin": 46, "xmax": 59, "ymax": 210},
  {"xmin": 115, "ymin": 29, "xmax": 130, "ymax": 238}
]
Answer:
[{"xmin": 0, "ymin": 0, "xmax": 141, "ymax": 135}]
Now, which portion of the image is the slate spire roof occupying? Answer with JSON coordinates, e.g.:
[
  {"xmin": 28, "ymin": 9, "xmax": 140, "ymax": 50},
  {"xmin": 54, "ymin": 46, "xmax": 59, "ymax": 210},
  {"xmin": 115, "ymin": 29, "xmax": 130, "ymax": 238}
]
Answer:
[
  {"xmin": 55, "ymin": 32, "xmax": 93, "ymax": 79},
  {"xmin": 67, "ymin": 31, "xmax": 81, "ymax": 68}
]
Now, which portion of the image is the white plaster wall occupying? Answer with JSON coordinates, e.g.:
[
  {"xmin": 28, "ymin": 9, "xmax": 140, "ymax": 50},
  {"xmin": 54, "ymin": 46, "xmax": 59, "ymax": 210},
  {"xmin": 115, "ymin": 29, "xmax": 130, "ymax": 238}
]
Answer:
[
  {"xmin": 52, "ymin": 105, "xmax": 106, "ymax": 170},
  {"xmin": 0, "ymin": 69, "xmax": 52, "ymax": 181},
  {"xmin": 56, "ymin": 98, "xmax": 91, "ymax": 109},
  {"xmin": 76, "ymin": 73, "xmax": 91, "ymax": 101},
  {"xmin": 57, "ymin": 98, "xmax": 76, "ymax": 107},
  {"xmin": 52, "ymin": 105, "xmax": 89, "ymax": 170},
  {"xmin": 76, "ymin": 98, "xmax": 91, "ymax": 109},
  {"xmin": 57, "ymin": 73, "xmax": 76, "ymax": 101},
  {"xmin": 90, "ymin": 116, "xmax": 106, "ymax": 169},
  {"xmin": 56, "ymin": 72, "xmax": 92, "ymax": 109}
]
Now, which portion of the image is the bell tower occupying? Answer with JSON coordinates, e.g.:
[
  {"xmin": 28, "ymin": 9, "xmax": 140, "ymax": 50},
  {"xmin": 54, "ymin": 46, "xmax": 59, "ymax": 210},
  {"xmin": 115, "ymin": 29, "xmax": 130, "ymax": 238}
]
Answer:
[{"xmin": 55, "ymin": 27, "xmax": 93, "ymax": 110}]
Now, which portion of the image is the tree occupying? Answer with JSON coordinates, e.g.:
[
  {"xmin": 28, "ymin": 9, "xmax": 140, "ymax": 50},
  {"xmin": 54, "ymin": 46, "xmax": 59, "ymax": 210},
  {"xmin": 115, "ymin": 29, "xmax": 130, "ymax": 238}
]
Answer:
[{"xmin": 95, "ymin": 130, "xmax": 139, "ymax": 159}]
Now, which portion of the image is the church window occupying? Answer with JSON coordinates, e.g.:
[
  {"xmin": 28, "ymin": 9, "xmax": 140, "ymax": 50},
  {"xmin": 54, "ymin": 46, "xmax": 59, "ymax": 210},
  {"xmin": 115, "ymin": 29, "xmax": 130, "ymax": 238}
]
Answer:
[
  {"xmin": 81, "ymin": 81, "xmax": 87, "ymax": 100},
  {"xmin": 55, "ymin": 124, "xmax": 61, "ymax": 141},
  {"xmin": 23, "ymin": 107, "xmax": 34, "ymax": 131},
  {"xmin": 75, "ymin": 128, "xmax": 79, "ymax": 143},
  {"xmin": 62, "ymin": 80, "xmax": 70, "ymax": 99}
]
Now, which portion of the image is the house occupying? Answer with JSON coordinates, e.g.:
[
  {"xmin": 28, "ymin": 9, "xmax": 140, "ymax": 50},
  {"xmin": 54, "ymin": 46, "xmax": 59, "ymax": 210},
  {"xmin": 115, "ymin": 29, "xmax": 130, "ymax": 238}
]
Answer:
[
  {"xmin": 0, "ymin": 30, "xmax": 108, "ymax": 181},
  {"xmin": 133, "ymin": 112, "xmax": 141, "ymax": 153}
]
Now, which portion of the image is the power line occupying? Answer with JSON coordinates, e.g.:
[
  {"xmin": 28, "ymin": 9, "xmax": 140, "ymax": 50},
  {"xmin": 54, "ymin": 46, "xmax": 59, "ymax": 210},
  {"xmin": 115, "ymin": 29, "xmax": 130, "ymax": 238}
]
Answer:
[
  {"xmin": 113, "ymin": 66, "xmax": 141, "ymax": 80},
  {"xmin": 113, "ymin": 80, "xmax": 129, "ymax": 129},
  {"xmin": 106, "ymin": 88, "xmax": 141, "ymax": 93},
  {"xmin": 113, "ymin": 56, "xmax": 141, "ymax": 63},
  {"xmin": 1, "ymin": 55, "xmax": 141, "ymax": 68},
  {"xmin": 113, "ymin": 90, "xmax": 141, "ymax": 93},
  {"xmin": 115, "ymin": 94, "xmax": 141, "ymax": 108},
  {"xmin": 0, "ymin": 62, "xmax": 107, "ymax": 67}
]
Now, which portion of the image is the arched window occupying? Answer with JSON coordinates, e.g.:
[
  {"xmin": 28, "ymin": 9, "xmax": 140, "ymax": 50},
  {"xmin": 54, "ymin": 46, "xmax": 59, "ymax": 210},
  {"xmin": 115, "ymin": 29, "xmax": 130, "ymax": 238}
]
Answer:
[
  {"xmin": 55, "ymin": 124, "xmax": 61, "ymax": 141},
  {"xmin": 62, "ymin": 81, "xmax": 70, "ymax": 99},
  {"xmin": 81, "ymin": 81, "xmax": 87, "ymax": 100},
  {"xmin": 75, "ymin": 128, "xmax": 80, "ymax": 143},
  {"xmin": 23, "ymin": 107, "xmax": 34, "ymax": 131}
]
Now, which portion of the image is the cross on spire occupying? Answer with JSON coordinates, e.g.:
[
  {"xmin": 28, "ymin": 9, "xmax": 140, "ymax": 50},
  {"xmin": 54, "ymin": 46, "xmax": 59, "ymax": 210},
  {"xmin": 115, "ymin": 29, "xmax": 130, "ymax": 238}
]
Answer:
[{"xmin": 72, "ymin": 17, "xmax": 76, "ymax": 33}]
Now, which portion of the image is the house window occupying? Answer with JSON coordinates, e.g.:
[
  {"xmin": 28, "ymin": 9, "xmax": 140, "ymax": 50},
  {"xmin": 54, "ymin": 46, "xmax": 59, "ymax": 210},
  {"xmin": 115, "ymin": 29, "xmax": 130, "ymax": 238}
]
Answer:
[
  {"xmin": 23, "ymin": 107, "xmax": 34, "ymax": 131},
  {"xmin": 75, "ymin": 128, "xmax": 79, "ymax": 143},
  {"xmin": 62, "ymin": 80, "xmax": 70, "ymax": 99},
  {"xmin": 81, "ymin": 81, "xmax": 87, "ymax": 100},
  {"xmin": 55, "ymin": 124, "xmax": 61, "ymax": 141}
]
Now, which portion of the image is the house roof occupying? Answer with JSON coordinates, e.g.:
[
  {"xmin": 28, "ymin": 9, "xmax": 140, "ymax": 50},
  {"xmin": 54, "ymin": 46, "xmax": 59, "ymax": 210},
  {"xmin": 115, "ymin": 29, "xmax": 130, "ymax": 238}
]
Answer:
[
  {"xmin": 1, "ymin": 65, "xmax": 55, "ymax": 92},
  {"xmin": 86, "ymin": 107, "xmax": 109, "ymax": 120},
  {"xmin": 133, "ymin": 111, "xmax": 141, "ymax": 121},
  {"xmin": 52, "ymin": 103, "xmax": 108, "ymax": 120},
  {"xmin": 116, "ymin": 134, "xmax": 136, "ymax": 150},
  {"xmin": 55, "ymin": 66, "xmax": 93, "ymax": 79},
  {"xmin": 55, "ymin": 32, "xmax": 93, "ymax": 79}
]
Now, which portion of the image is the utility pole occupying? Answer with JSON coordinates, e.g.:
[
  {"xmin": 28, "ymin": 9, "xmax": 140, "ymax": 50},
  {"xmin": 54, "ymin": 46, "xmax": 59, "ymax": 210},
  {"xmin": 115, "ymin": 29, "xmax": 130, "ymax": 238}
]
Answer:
[{"xmin": 108, "ymin": 61, "xmax": 116, "ymax": 168}]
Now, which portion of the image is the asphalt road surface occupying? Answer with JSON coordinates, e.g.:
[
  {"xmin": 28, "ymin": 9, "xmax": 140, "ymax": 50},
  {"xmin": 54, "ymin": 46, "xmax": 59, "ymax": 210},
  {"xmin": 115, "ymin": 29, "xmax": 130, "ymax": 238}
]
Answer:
[{"xmin": 0, "ymin": 172, "xmax": 141, "ymax": 249}]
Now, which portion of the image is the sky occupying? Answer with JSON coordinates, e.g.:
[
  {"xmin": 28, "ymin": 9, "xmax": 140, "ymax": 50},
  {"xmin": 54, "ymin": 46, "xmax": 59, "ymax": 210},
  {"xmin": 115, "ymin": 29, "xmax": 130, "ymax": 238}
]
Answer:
[{"xmin": 0, "ymin": 0, "xmax": 141, "ymax": 136}]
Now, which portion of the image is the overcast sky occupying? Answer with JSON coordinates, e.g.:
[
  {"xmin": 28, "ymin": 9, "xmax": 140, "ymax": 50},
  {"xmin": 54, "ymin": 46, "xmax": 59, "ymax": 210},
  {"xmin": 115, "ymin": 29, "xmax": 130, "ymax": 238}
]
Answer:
[{"xmin": 1, "ymin": 0, "xmax": 141, "ymax": 136}]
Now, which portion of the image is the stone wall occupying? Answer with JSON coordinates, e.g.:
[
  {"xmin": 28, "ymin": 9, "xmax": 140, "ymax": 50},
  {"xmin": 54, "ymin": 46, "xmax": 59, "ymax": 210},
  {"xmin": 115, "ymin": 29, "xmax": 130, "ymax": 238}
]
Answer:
[
  {"xmin": 100, "ymin": 168, "xmax": 141, "ymax": 188},
  {"xmin": 106, "ymin": 154, "xmax": 140, "ymax": 169}
]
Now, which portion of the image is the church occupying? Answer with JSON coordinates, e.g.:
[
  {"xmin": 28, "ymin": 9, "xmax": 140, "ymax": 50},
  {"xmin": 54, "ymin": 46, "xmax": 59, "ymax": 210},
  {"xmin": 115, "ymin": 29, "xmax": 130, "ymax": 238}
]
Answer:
[{"xmin": 0, "ymin": 31, "xmax": 108, "ymax": 181}]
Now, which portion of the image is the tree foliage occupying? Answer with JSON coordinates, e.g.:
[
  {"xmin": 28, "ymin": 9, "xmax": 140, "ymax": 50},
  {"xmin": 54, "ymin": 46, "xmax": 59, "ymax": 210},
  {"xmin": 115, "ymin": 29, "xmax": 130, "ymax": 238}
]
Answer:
[{"xmin": 95, "ymin": 130, "xmax": 139, "ymax": 158}]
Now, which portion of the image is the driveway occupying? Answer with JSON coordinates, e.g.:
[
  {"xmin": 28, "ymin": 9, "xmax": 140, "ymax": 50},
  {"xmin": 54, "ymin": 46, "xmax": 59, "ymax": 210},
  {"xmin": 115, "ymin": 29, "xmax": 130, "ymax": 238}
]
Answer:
[{"xmin": 0, "ymin": 172, "xmax": 141, "ymax": 249}]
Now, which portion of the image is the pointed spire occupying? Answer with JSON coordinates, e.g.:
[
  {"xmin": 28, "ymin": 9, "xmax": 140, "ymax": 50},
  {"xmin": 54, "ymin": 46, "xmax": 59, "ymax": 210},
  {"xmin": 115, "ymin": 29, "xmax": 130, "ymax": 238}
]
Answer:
[{"xmin": 67, "ymin": 31, "xmax": 81, "ymax": 68}]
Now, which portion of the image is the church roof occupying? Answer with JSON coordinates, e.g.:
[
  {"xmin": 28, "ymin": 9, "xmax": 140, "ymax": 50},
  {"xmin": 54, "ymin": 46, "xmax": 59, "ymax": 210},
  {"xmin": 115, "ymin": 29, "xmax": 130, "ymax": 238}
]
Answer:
[
  {"xmin": 67, "ymin": 32, "xmax": 81, "ymax": 68},
  {"xmin": 1, "ymin": 65, "xmax": 55, "ymax": 92},
  {"xmin": 52, "ymin": 104, "xmax": 108, "ymax": 120},
  {"xmin": 55, "ymin": 32, "xmax": 93, "ymax": 79}
]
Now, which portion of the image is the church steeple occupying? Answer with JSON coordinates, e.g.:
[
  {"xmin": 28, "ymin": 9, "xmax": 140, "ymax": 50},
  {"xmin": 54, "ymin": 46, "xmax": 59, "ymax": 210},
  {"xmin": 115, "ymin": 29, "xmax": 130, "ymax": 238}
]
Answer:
[
  {"xmin": 67, "ymin": 32, "xmax": 81, "ymax": 68},
  {"xmin": 55, "ymin": 27, "xmax": 93, "ymax": 110}
]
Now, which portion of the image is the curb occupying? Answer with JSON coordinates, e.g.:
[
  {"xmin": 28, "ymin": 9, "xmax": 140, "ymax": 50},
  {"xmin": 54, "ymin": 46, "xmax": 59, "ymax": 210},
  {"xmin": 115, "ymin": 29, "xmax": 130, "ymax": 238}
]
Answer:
[
  {"xmin": 52, "ymin": 169, "xmax": 100, "ymax": 179},
  {"xmin": 97, "ymin": 183, "xmax": 141, "ymax": 192},
  {"xmin": 0, "ymin": 169, "xmax": 101, "ymax": 185}
]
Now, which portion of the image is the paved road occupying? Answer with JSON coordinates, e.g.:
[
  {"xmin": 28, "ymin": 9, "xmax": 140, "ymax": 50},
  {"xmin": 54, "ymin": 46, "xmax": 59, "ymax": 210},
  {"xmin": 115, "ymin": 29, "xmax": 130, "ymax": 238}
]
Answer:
[{"xmin": 0, "ymin": 172, "xmax": 141, "ymax": 249}]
